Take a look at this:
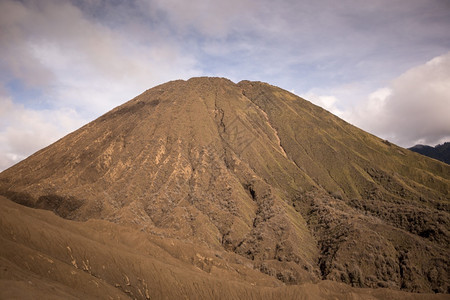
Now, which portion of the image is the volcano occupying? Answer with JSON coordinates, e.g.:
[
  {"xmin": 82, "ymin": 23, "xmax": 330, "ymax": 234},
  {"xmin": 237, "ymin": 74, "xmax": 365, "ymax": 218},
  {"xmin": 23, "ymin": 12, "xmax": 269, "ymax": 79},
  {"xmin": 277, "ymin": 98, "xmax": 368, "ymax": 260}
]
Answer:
[{"xmin": 0, "ymin": 77, "xmax": 448, "ymax": 299}]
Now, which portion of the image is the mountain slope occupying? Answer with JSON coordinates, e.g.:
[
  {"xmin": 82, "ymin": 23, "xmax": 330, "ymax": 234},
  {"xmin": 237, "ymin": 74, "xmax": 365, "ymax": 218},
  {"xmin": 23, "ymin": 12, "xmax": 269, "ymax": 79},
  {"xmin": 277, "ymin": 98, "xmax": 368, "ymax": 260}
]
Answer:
[
  {"xmin": 1, "ymin": 195, "xmax": 447, "ymax": 300},
  {"xmin": 0, "ymin": 77, "xmax": 449, "ymax": 295}
]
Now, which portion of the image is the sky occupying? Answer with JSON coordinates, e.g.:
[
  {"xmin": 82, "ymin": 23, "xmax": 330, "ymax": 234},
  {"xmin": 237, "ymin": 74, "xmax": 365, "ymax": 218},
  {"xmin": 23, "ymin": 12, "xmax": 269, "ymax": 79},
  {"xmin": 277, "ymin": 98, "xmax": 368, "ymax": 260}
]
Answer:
[{"xmin": 1, "ymin": 0, "xmax": 450, "ymax": 171}]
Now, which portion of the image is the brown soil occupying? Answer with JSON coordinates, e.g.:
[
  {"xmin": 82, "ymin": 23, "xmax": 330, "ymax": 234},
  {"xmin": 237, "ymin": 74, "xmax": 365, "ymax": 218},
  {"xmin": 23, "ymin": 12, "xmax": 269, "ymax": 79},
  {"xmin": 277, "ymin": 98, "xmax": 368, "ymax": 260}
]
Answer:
[{"xmin": 0, "ymin": 77, "xmax": 448, "ymax": 298}]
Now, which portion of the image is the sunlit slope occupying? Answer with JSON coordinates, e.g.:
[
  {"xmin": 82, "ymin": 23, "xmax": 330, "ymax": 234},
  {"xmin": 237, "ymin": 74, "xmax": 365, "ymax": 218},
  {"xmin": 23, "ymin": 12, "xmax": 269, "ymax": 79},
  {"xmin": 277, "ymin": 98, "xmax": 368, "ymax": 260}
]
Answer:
[{"xmin": 0, "ymin": 77, "xmax": 448, "ymax": 293}]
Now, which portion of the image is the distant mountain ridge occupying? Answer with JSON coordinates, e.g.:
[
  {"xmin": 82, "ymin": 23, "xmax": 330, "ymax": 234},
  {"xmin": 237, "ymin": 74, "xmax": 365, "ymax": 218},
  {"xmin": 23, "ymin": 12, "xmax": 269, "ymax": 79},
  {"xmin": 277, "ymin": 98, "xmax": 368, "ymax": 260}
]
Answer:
[{"xmin": 409, "ymin": 142, "xmax": 450, "ymax": 164}]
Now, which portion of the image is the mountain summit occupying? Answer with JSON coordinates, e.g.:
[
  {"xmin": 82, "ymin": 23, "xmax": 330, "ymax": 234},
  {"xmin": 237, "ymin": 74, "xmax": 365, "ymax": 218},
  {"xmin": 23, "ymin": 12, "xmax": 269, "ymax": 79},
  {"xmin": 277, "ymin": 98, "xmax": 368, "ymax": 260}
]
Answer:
[{"xmin": 0, "ymin": 77, "xmax": 449, "ymax": 297}]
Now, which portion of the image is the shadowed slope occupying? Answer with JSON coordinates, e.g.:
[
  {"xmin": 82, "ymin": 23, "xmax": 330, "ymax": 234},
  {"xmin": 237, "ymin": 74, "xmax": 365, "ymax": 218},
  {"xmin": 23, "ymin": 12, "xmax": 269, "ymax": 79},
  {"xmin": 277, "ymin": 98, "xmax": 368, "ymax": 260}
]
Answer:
[
  {"xmin": 409, "ymin": 143, "xmax": 450, "ymax": 165},
  {"xmin": 0, "ymin": 77, "xmax": 449, "ymax": 294}
]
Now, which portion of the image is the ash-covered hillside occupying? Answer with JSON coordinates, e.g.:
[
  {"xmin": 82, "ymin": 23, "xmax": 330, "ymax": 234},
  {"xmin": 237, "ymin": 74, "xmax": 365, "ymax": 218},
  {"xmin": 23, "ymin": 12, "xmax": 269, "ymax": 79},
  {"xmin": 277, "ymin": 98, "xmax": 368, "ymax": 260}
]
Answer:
[{"xmin": 1, "ymin": 77, "xmax": 448, "ymax": 298}]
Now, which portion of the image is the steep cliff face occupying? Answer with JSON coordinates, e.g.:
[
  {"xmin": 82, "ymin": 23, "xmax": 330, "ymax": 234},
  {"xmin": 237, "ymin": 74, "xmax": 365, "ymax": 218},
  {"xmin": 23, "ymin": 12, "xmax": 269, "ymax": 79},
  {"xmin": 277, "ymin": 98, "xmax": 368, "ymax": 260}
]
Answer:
[{"xmin": 0, "ymin": 77, "xmax": 449, "ymax": 294}]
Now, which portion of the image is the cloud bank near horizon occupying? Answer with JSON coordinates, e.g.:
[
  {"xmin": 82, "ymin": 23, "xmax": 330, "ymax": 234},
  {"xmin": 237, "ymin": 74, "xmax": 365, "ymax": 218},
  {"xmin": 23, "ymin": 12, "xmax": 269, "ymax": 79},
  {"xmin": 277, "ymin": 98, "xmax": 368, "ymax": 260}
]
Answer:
[
  {"xmin": 345, "ymin": 52, "xmax": 450, "ymax": 147},
  {"xmin": 1, "ymin": 0, "xmax": 450, "ymax": 170},
  {"xmin": 306, "ymin": 52, "xmax": 450, "ymax": 147}
]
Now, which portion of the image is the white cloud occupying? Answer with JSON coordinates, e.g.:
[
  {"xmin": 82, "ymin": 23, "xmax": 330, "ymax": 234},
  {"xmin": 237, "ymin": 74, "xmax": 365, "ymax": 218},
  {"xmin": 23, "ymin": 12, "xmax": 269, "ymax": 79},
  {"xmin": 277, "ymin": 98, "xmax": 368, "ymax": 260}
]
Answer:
[
  {"xmin": 0, "ymin": 94, "xmax": 87, "ymax": 171},
  {"xmin": 145, "ymin": 0, "xmax": 256, "ymax": 37},
  {"xmin": 345, "ymin": 52, "xmax": 450, "ymax": 147},
  {"xmin": 0, "ymin": 0, "xmax": 200, "ymax": 113},
  {"xmin": 300, "ymin": 92, "xmax": 344, "ymax": 116}
]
